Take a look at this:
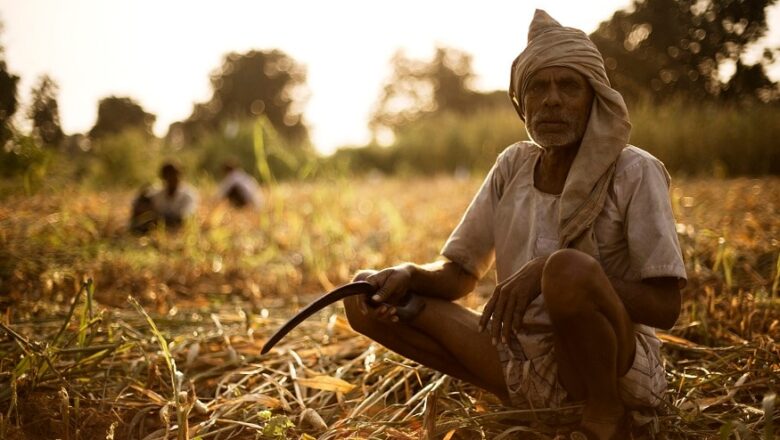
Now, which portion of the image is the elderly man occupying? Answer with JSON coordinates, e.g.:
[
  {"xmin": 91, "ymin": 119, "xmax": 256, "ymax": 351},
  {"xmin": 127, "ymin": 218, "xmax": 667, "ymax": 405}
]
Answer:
[{"xmin": 344, "ymin": 10, "xmax": 686, "ymax": 440}]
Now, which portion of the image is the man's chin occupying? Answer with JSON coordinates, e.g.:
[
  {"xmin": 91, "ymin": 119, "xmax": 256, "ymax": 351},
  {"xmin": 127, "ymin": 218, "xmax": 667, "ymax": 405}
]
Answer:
[{"xmin": 531, "ymin": 133, "xmax": 577, "ymax": 149}]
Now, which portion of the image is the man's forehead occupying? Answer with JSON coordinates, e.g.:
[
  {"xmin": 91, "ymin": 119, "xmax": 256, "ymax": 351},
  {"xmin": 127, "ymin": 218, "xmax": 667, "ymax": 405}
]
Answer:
[{"xmin": 528, "ymin": 66, "xmax": 587, "ymax": 83}]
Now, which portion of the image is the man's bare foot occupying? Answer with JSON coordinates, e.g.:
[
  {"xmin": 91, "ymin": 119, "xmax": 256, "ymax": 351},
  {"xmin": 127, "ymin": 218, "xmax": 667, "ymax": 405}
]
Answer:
[
  {"xmin": 576, "ymin": 403, "xmax": 626, "ymax": 440},
  {"xmin": 577, "ymin": 409, "xmax": 627, "ymax": 440}
]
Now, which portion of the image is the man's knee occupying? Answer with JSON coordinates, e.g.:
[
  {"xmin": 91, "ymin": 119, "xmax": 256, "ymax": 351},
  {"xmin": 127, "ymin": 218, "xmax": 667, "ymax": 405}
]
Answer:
[{"xmin": 542, "ymin": 249, "xmax": 603, "ymax": 315}]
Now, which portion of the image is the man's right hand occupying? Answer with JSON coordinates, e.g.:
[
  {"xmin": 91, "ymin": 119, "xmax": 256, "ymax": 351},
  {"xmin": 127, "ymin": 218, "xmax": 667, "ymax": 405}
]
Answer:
[
  {"xmin": 353, "ymin": 264, "xmax": 415, "ymax": 322},
  {"xmin": 352, "ymin": 260, "xmax": 478, "ymax": 322}
]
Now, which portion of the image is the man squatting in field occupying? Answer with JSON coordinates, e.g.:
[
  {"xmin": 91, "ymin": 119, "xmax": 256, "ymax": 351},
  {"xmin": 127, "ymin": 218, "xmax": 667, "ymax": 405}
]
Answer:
[{"xmin": 344, "ymin": 10, "xmax": 686, "ymax": 440}]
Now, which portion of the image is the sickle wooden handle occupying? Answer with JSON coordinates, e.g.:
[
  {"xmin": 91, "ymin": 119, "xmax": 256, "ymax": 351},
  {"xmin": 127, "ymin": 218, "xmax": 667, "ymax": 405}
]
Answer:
[{"xmin": 261, "ymin": 281, "xmax": 378, "ymax": 354}]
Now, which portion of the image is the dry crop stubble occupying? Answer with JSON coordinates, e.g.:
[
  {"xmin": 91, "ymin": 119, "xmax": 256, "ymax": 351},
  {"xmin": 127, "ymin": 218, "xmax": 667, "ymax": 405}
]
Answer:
[{"xmin": 0, "ymin": 175, "xmax": 778, "ymax": 439}]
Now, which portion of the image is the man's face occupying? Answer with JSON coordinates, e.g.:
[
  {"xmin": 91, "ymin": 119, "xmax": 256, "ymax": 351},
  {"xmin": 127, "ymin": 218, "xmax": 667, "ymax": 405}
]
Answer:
[
  {"xmin": 162, "ymin": 168, "xmax": 180, "ymax": 191},
  {"xmin": 523, "ymin": 66, "xmax": 594, "ymax": 150}
]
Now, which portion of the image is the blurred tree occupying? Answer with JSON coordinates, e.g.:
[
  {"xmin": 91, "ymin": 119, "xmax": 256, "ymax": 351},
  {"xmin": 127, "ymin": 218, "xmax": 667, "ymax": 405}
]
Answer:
[
  {"xmin": 27, "ymin": 75, "xmax": 64, "ymax": 146},
  {"xmin": 88, "ymin": 96, "xmax": 155, "ymax": 139},
  {"xmin": 172, "ymin": 49, "xmax": 309, "ymax": 146},
  {"xmin": 721, "ymin": 57, "xmax": 779, "ymax": 102},
  {"xmin": 590, "ymin": 0, "xmax": 779, "ymax": 103},
  {"xmin": 370, "ymin": 46, "xmax": 510, "ymax": 135},
  {"xmin": 0, "ymin": 28, "xmax": 19, "ymax": 144}
]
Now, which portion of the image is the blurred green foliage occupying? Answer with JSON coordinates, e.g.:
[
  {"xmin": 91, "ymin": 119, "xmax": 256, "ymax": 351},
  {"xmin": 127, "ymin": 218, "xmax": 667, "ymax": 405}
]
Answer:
[
  {"xmin": 328, "ymin": 106, "xmax": 525, "ymax": 176},
  {"xmin": 191, "ymin": 118, "xmax": 317, "ymax": 183},
  {"xmin": 591, "ymin": 0, "xmax": 779, "ymax": 104},
  {"xmin": 86, "ymin": 129, "xmax": 160, "ymax": 187},
  {"xmin": 0, "ymin": 129, "xmax": 50, "ymax": 196},
  {"xmin": 630, "ymin": 99, "xmax": 780, "ymax": 175},
  {"xmin": 2, "ymin": 97, "xmax": 778, "ymax": 199}
]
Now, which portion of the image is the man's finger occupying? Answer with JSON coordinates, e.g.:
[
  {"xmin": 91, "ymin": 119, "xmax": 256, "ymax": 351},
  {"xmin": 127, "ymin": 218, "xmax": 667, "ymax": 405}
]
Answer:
[
  {"xmin": 512, "ymin": 308, "xmax": 524, "ymax": 332},
  {"xmin": 374, "ymin": 304, "xmax": 395, "ymax": 320},
  {"xmin": 500, "ymin": 293, "xmax": 518, "ymax": 344},
  {"xmin": 479, "ymin": 286, "xmax": 500, "ymax": 332},
  {"xmin": 370, "ymin": 271, "xmax": 396, "ymax": 303},
  {"xmin": 373, "ymin": 270, "xmax": 410, "ymax": 304},
  {"xmin": 490, "ymin": 287, "xmax": 509, "ymax": 344},
  {"xmin": 512, "ymin": 295, "xmax": 532, "ymax": 332}
]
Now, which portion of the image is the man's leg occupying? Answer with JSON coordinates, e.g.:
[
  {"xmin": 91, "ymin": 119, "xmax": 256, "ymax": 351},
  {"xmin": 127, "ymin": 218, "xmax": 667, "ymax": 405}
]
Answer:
[
  {"xmin": 344, "ymin": 274, "xmax": 508, "ymax": 400},
  {"xmin": 542, "ymin": 249, "xmax": 636, "ymax": 439}
]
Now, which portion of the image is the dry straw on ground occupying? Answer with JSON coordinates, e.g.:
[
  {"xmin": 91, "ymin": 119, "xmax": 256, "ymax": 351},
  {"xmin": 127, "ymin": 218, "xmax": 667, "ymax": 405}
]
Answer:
[{"xmin": 0, "ymin": 176, "xmax": 778, "ymax": 439}]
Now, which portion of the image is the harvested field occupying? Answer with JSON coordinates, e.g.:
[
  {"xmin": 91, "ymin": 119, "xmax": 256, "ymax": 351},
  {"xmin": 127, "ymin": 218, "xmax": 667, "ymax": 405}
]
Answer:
[{"xmin": 0, "ymin": 176, "xmax": 778, "ymax": 439}]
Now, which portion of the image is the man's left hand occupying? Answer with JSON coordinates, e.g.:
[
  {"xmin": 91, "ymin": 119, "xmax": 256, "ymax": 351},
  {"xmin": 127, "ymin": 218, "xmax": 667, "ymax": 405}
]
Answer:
[{"xmin": 479, "ymin": 256, "xmax": 547, "ymax": 345}]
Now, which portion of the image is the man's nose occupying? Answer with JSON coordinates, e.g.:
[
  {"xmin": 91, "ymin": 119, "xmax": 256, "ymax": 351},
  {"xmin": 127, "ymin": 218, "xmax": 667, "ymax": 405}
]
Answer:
[{"xmin": 542, "ymin": 85, "xmax": 562, "ymax": 106}]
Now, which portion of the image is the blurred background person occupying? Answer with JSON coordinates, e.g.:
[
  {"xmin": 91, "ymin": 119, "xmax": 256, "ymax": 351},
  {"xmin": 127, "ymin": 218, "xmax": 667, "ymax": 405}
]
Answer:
[
  {"xmin": 129, "ymin": 184, "xmax": 159, "ymax": 234},
  {"xmin": 152, "ymin": 161, "xmax": 198, "ymax": 228},
  {"xmin": 129, "ymin": 161, "xmax": 198, "ymax": 233},
  {"xmin": 216, "ymin": 159, "xmax": 263, "ymax": 209}
]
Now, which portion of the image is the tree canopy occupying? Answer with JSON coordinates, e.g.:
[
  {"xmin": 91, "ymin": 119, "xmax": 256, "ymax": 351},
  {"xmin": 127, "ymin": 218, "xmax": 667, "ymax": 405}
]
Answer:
[
  {"xmin": 370, "ymin": 46, "xmax": 509, "ymax": 136},
  {"xmin": 89, "ymin": 96, "xmax": 155, "ymax": 139},
  {"xmin": 590, "ymin": 0, "xmax": 779, "ymax": 104},
  {"xmin": 27, "ymin": 75, "xmax": 64, "ymax": 146},
  {"xmin": 171, "ymin": 49, "xmax": 309, "ymax": 146}
]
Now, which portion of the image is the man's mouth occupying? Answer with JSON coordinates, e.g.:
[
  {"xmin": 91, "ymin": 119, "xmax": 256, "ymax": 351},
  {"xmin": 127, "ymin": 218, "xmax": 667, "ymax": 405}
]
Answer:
[{"xmin": 536, "ymin": 119, "xmax": 567, "ymax": 126}]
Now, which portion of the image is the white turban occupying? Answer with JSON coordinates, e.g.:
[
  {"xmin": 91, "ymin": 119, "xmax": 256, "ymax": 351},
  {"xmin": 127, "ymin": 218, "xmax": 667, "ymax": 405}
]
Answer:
[{"xmin": 509, "ymin": 9, "xmax": 631, "ymax": 256}]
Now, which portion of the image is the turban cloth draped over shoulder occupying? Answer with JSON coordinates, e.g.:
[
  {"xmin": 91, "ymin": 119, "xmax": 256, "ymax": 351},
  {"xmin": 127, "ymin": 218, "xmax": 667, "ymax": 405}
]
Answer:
[{"xmin": 509, "ymin": 9, "xmax": 631, "ymax": 257}]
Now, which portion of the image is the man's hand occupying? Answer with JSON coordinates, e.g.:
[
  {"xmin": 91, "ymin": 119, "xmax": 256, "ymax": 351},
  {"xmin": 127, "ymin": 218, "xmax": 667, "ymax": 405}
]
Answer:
[
  {"xmin": 352, "ymin": 260, "xmax": 478, "ymax": 323},
  {"xmin": 356, "ymin": 264, "xmax": 415, "ymax": 322},
  {"xmin": 479, "ymin": 256, "xmax": 547, "ymax": 345}
]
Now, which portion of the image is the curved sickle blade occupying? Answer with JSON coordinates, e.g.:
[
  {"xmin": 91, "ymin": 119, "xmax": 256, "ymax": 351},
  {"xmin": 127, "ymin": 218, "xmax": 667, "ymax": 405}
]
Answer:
[{"xmin": 261, "ymin": 281, "xmax": 377, "ymax": 354}]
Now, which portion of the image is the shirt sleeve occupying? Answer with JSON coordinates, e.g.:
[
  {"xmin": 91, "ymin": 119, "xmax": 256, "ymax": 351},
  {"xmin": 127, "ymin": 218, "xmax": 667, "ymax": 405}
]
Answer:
[
  {"xmin": 179, "ymin": 187, "xmax": 198, "ymax": 218},
  {"xmin": 616, "ymin": 155, "xmax": 687, "ymax": 283},
  {"xmin": 216, "ymin": 173, "xmax": 237, "ymax": 199},
  {"xmin": 440, "ymin": 146, "xmax": 516, "ymax": 279}
]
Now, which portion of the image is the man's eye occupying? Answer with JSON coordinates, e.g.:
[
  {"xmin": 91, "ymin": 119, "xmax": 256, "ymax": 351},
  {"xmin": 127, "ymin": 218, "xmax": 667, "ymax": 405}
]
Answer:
[
  {"xmin": 561, "ymin": 82, "xmax": 582, "ymax": 94},
  {"xmin": 528, "ymin": 83, "xmax": 544, "ymax": 94}
]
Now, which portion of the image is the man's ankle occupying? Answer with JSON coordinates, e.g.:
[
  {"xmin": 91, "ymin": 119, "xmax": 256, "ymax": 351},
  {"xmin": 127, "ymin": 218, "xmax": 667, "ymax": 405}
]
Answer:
[{"xmin": 582, "ymin": 400, "xmax": 625, "ymax": 423}]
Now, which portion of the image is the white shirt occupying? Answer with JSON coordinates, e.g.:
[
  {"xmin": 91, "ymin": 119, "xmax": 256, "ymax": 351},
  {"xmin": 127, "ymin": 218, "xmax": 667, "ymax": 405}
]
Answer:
[
  {"xmin": 441, "ymin": 141, "xmax": 687, "ymax": 352},
  {"xmin": 216, "ymin": 169, "xmax": 263, "ymax": 208},
  {"xmin": 150, "ymin": 183, "xmax": 198, "ymax": 221}
]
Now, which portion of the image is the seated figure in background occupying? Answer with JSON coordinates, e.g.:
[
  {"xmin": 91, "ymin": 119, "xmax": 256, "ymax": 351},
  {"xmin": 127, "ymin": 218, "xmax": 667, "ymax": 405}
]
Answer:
[
  {"xmin": 129, "ymin": 162, "xmax": 198, "ymax": 233},
  {"xmin": 129, "ymin": 185, "xmax": 158, "ymax": 234},
  {"xmin": 216, "ymin": 160, "xmax": 263, "ymax": 209}
]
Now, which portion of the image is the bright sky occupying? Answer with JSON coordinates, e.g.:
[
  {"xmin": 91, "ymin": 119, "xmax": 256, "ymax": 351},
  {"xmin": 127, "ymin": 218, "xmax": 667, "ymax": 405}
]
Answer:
[{"xmin": 1, "ymin": 0, "xmax": 778, "ymax": 154}]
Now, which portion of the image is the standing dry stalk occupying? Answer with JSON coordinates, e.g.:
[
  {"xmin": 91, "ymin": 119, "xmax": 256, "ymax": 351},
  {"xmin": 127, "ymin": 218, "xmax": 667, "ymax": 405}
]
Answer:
[
  {"xmin": 177, "ymin": 391, "xmax": 190, "ymax": 440},
  {"xmin": 159, "ymin": 403, "xmax": 171, "ymax": 439},
  {"xmin": 59, "ymin": 387, "xmax": 70, "ymax": 440},
  {"xmin": 175, "ymin": 375, "xmax": 199, "ymax": 440},
  {"xmin": 764, "ymin": 392, "xmax": 776, "ymax": 440},
  {"xmin": 421, "ymin": 388, "xmax": 439, "ymax": 440}
]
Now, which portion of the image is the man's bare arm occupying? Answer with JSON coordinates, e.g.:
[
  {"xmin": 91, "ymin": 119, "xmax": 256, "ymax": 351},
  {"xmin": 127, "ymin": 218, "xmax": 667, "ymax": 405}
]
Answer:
[
  {"xmin": 366, "ymin": 260, "xmax": 478, "ymax": 306},
  {"xmin": 609, "ymin": 276, "xmax": 681, "ymax": 330},
  {"xmin": 405, "ymin": 260, "xmax": 478, "ymax": 301}
]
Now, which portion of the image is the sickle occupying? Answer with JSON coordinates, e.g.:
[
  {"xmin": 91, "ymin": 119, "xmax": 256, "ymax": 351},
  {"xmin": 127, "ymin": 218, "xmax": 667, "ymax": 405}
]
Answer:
[{"xmin": 261, "ymin": 281, "xmax": 378, "ymax": 354}]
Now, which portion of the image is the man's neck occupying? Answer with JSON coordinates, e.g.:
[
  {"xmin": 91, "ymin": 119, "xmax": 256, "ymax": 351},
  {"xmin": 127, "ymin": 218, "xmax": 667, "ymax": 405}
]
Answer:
[{"xmin": 534, "ymin": 143, "xmax": 580, "ymax": 195}]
